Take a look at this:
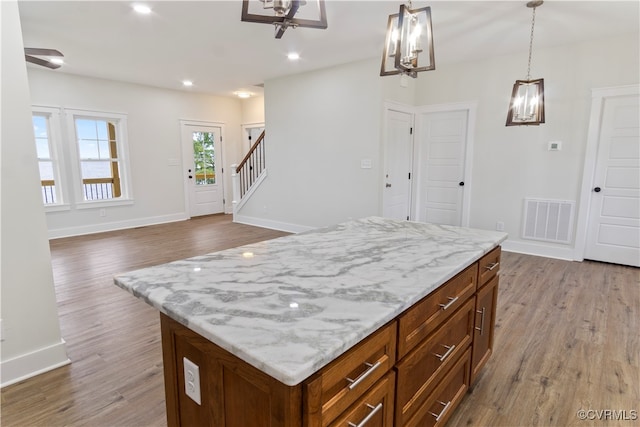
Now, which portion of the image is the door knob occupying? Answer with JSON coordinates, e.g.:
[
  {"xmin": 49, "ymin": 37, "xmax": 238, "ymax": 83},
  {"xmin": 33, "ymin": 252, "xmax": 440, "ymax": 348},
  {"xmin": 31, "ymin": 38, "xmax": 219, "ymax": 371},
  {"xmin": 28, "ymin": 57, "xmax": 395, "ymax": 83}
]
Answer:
[
  {"xmin": 188, "ymin": 175, "xmax": 193, "ymax": 179},
  {"xmin": 386, "ymin": 183, "xmax": 392, "ymax": 188},
  {"xmin": 459, "ymin": 181, "xmax": 465, "ymax": 186},
  {"xmin": 594, "ymin": 187, "xmax": 601, "ymax": 192}
]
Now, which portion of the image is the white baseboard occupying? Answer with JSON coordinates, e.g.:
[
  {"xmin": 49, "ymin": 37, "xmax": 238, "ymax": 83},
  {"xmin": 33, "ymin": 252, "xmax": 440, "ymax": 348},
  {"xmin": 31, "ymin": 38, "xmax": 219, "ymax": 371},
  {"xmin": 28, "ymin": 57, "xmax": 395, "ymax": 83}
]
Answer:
[
  {"xmin": 502, "ymin": 239, "xmax": 577, "ymax": 261},
  {"xmin": 47, "ymin": 212, "xmax": 189, "ymax": 239},
  {"xmin": 233, "ymin": 214, "xmax": 314, "ymax": 234},
  {"xmin": 1, "ymin": 339, "xmax": 70, "ymax": 388}
]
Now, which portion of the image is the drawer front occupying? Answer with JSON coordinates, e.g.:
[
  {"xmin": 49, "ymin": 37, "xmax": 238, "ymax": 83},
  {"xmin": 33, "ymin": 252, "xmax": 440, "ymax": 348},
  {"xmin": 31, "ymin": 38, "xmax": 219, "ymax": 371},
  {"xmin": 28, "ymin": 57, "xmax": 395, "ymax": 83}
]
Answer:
[
  {"xmin": 478, "ymin": 246, "xmax": 501, "ymax": 288},
  {"xmin": 403, "ymin": 347, "xmax": 471, "ymax": 427},
  {"xmin": 304, "ymin": 322, "xmax": 397, "ymax": 427},
  {"xmin": 395, "ymin": 298, "xmax": 474, "ymax": 427},
  {"xmin": 398, "ymin": 264, "xmax": 477, "ymax": 358},
  {"xmin": 328, "ymin": 371, "xmax": 395, "ymax": 427}
]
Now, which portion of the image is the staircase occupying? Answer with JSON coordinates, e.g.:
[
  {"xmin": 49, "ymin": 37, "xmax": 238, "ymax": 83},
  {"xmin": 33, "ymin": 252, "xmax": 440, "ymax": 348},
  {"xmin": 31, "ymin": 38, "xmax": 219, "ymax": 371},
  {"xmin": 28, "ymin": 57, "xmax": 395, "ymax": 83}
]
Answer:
[{"xmin": 232, "ymin": 130, "xmax": 266, "ymax": 212}]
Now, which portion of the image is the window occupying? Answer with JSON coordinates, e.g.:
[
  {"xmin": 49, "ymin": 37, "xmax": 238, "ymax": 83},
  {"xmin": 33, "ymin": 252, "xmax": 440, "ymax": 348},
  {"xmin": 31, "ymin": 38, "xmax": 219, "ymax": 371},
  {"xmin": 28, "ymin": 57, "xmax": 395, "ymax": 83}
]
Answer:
[
  {"xmin": 66, "ymin": 109, "xmax": 132, "ymax": 205},
  {"xmin": 193, "ymin": 131, "xmax": 216, "ymax": 185},
  {"xmin": 31, "ymin": 107, "xmax": 65, "ymax": 207}
]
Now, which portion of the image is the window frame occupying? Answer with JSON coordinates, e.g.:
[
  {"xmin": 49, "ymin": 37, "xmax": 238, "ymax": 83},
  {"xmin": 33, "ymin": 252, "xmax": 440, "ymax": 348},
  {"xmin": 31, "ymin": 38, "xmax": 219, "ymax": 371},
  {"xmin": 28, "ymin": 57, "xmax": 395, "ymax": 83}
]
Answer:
[
  {"xmin": 65, "ymin": 109, "xmax": 134, "ymax": 208},
  {"xmin": 31, "ymin": 105, "xmax": 70, "ymax": 212}
]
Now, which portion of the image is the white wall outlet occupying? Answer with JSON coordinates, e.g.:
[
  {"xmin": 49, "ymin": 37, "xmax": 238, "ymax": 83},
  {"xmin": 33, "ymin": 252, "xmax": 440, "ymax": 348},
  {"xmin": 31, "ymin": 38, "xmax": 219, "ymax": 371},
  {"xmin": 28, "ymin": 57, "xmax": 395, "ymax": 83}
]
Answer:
[
  {"xmin": 99, "ymin": 208, "xmax": 106, "ymax": 217},
  {"xmin": 0, "ymin": 319, "xmax": 4, "ymax": 341},
  {"xmin": 183, "ymin": 357, "xmax": 201, "ymax": 405},
  {"xmin": 496, "ymin": 221, "xmax": 505, "ymax": 231}
]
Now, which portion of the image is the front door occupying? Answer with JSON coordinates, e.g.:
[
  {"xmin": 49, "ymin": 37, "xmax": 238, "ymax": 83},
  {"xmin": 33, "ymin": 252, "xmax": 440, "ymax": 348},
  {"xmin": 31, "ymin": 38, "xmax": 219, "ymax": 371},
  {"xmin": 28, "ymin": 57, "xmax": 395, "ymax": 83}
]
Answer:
[
  {"xmin": 382, "ymin": 109, "xmax": 414, "ymax": 220},
  {"xmin": 416, "ymin": 110, "xmax": 468, "ymax": 226},
  {"xmin": 181, "ymin": 122, "xmax": 224, "ymax": 217},
  {"xmin": 584, "ymin": 94, "xmax": 640, "ymax": 266}
]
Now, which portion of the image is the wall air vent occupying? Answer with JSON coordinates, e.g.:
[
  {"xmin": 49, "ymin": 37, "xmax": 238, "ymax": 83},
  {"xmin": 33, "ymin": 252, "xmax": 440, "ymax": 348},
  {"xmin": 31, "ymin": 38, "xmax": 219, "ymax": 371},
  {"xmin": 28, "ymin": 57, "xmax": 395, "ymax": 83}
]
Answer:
[{"xmin": 522, "ymin": 198, "xmax": 575, "ymax": 244}]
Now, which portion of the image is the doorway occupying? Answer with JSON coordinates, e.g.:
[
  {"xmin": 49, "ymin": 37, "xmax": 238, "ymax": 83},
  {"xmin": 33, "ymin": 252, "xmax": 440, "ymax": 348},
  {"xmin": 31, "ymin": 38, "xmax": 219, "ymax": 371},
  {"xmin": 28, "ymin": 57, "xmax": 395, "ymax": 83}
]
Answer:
[
  {"xmin": 181, "ymin": 121, "xmax": 225, "ymax": 217},
  {"xmin": 382, "ymin": 107, "xmax": 414, "ymax": 220},
  {"xmin": 577, "ymin": 86, "xmax": 639, "ymax": 267}
]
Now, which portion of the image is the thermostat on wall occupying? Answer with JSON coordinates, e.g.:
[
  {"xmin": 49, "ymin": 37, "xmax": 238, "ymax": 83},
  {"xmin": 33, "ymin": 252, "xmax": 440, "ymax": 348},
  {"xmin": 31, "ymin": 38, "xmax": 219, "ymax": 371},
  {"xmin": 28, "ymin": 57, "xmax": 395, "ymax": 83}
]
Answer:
[{"xmin": 548, "ymin": 141, "xmax": 562, "ymax": 151}]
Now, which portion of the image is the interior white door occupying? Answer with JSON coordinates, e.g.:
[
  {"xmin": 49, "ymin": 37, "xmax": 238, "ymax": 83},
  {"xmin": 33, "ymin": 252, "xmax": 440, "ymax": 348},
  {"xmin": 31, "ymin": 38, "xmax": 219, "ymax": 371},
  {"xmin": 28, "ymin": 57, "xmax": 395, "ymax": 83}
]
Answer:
[
  {"xmin": 182, "ymin": 123, "xmax": 224, "ymax": 217},
  {"xmin": 383, "ymin": 110, "xmax": 413, "ymax": 220},
  {"xmin": 416, "ymin": 110, "xmax": 468, "ymax": 226},
  {"xmin": 584, "ymin": 94, "xmax": 640, "ymax": 267},
  {"xmin": 242, "ymin": 123, "xmax": 265, "ymax": 154}
]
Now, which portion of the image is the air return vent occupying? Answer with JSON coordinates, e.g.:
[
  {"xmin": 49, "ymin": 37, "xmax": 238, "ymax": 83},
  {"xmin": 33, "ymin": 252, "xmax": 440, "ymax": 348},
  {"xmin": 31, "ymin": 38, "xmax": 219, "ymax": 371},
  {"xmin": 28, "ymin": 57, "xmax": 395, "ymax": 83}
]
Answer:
[{"xmin": 522, "ymin": 198, "xmax": 575, "ymax": 244}]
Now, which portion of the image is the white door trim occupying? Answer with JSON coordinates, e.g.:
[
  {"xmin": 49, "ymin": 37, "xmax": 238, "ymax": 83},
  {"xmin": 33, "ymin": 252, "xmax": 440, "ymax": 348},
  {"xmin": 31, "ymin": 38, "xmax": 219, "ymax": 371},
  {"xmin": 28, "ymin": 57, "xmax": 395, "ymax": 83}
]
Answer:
[
  {"xmin": 179, "ymin": 119, "xmax": 226, "ymax": 217},
  {"xmin": 574, "ymin": 84, "xmax": 640, "ymax": 261},
  {"xmin": 414, "ymin": 101, "xmax": 477, "ymax": 227},
  {"xmin": 382, "ymin": 101, "xmax": 415, "ymax": 219}
]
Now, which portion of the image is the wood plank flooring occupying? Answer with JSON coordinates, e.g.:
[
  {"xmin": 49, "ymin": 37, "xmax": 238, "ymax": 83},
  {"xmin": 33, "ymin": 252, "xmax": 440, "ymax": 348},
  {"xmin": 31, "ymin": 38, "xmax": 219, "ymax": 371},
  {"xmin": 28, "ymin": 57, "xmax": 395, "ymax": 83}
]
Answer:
[{"xmin": 1, "ymin": 215, "xmax": 638, "ymax": 426}]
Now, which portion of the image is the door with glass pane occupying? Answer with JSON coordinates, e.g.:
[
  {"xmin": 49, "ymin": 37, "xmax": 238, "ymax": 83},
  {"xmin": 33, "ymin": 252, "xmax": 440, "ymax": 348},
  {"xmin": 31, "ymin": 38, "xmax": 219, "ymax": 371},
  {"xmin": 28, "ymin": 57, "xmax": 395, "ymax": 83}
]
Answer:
[{"xmin": 181, "ymin": 123, "xmax": 224, "ymax": 217}]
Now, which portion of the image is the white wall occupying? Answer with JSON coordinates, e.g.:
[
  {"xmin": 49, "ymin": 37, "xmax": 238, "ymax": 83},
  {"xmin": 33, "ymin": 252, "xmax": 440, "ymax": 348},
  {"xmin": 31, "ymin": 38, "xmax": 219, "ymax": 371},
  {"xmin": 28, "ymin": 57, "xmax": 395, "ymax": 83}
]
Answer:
[
  {"xmin": 1, "ymin": 1, "xmax": 69, "ymax": 387},
  {"xmin": 241, "ymin": 95, "xmax": 265, "ymax": 125},
  {"xmin": 414, "ymin": 33, "xmax": 639, "ymax": 257},
  {"xmin": 236, "ymin": 59, "xmax": 388, "ymax": 231},
  {"xmin": 27, "ymin": 70, "xmax": 244, "ymax": 236}
]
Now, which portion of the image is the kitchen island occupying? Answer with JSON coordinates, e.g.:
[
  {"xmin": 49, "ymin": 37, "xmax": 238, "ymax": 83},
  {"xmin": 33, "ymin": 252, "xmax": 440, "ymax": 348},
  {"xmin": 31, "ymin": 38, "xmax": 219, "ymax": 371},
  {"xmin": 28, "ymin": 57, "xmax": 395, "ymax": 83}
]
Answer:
[{"xmin": 115, "ymin": 217, "xmax": 507, "ymax": 426}]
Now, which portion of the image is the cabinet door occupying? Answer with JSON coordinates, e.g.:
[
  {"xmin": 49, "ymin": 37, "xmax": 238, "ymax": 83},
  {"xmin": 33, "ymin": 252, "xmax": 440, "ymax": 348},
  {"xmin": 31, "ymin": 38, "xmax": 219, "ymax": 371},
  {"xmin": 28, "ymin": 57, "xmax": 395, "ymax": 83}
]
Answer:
[
  {"xmin": 328, "ymin": 372, "xmax": 395, "ymax": 427},
  {"xmin": 470, "ymin": 275, "xmax": 499, "ymax": 384}
]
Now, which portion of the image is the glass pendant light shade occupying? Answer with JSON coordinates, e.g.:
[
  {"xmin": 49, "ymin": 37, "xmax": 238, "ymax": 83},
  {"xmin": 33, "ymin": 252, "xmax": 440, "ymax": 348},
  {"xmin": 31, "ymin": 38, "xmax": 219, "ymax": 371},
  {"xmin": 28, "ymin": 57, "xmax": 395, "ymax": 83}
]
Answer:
[
  {"xmin": 506, "ymin": 1, "xmax": 545, "ymax": 126},
  {"xmin": 380, "ymin": 4, "xmax": 435, "ymax": 78},
  {"xmin": 506, "ymin": 78, "xmax": 545, "ymax": 126}
]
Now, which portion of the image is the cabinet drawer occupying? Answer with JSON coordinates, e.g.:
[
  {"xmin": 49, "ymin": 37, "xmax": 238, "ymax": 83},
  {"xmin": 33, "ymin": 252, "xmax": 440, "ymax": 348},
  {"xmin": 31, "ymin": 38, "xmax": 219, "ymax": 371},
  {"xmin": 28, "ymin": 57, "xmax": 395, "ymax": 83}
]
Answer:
[
  {"xmin": 403, "ymin": 347, "xmax": 471, "ymax": 427},
  {"xmin": 398, "ymin": 264, "xmax": 477, "ymax": 359},
  {"xmin": 304, "ymin": 322, "xmax": 397, "ymax": 427},
  {"xmin": 395, "ymin": 298, "xmax": 474, "ymax": 427},
  {"xmin": 478, "ymin": 246, "xmax": 501, "ymax": 288},
  {"xmin": 328, "ymin": 371, "xmax": 395, "ymax": 427}
]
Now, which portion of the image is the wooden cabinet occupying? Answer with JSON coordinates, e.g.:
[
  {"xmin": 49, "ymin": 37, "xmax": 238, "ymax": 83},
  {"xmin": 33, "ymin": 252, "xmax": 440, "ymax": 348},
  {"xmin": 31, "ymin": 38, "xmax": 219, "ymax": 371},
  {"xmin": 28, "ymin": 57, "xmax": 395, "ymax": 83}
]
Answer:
[
  {"xmin": 160, "ymin": 247, "xmax": 501, "ymax": 427},
  {"xmin": 303, "ymin": 322, "xmax": 396, "ymax": 427},
  {"xmin": 470, "ymin": 275, "xmax": 499, "ymax": 384}
]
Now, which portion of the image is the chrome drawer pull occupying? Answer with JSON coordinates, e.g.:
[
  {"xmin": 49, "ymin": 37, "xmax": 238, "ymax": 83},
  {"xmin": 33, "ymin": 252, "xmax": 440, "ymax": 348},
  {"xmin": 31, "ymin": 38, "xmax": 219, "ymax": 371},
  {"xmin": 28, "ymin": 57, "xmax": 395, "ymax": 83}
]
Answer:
[
  {"xmin": 485, "ymin": 262, "xmax": 499, "ymax": 271},
  {"xmin": 346, "ymin": 361, "xmax": 382, "ymax": 390},
  {"xmin": 347, "ymin": 403, "xmax": 383, "ymax": 427},
  {"xmin": 475, "ymin": 307, "xmax": 486, "ymax": 335},
  {"xmin": 429, "ymin": 400, "xmax": 452, "ymax": 422},
  {"xmin": 439, "ymin": 296, "xmax": 459, "ymax": 311},
  {"xmin": 433, "ymin": 344, "xmax": 456, "ymax": 362}
]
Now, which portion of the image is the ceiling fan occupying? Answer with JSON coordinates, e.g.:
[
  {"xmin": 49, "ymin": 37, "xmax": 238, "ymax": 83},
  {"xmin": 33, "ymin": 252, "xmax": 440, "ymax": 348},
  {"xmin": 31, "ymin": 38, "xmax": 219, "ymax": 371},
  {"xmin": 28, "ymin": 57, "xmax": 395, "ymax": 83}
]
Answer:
[{"xmin": 24, "ymin": 47, "xmax": 64, "ymax": 69}]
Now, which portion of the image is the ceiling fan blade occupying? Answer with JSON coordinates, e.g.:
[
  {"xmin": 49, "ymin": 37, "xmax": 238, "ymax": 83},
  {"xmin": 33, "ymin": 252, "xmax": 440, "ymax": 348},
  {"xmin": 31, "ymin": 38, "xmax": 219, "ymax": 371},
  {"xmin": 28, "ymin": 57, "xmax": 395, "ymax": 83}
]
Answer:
[
  {"xmin": 25, "ymin": 54, "xmax": 61, "ymax": 69},
  {"xmin": 24, "ymin": 47, "xmax": 63, "ymax": 57}
]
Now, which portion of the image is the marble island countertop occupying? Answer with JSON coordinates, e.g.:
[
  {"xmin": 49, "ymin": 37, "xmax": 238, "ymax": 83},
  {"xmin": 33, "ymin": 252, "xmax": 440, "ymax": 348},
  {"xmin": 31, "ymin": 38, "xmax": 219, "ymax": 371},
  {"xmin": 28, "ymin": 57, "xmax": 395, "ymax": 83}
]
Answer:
[{"xmin": 114, "ymin": 217, "xmax": 507, "ymax": 386}]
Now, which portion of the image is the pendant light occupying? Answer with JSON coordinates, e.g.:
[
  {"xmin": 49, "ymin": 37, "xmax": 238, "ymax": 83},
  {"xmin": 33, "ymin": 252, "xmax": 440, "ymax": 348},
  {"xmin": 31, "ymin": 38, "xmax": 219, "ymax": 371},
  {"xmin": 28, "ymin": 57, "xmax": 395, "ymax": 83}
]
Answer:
[
  {"xmin": 241, "ymin": 0, "xmax": 327, "ymax": 39},
  {"xmin": 506, "ymin": 1, "xmax": 545, "ymax": 126},
  {"xmin": 380, "ymin": 1, "xmax": 435, "ymax": 78}
]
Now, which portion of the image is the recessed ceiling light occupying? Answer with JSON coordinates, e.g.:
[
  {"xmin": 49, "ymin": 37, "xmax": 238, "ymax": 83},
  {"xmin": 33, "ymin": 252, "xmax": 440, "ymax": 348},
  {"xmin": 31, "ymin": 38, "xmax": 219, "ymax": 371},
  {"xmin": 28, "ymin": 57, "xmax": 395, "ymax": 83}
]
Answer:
[
  {"xmin": 133, "ymin": 4, "xmax": 151, "ymax": 14},
  {"xmin": 182, "ymin": 80, "xmax": 193, "ymax": 87},
  {"xmin": 235, "ymin": 91, "xmax": 252, "ymax": 98},
  {"xmin": 287, "ymin": 52, "xmax": 300, "ymax": 61},
  {"xmin": 50, "ymin": 58, "xmax": 64, "ymax": 65}
]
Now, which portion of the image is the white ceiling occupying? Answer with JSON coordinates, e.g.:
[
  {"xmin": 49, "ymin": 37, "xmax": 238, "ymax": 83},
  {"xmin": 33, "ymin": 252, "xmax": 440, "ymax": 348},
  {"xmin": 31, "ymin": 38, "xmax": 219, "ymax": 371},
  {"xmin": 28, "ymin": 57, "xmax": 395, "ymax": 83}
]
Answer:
[{"xmin": 18, "ymin": 1, "xmax": 640, "ymax": 98}]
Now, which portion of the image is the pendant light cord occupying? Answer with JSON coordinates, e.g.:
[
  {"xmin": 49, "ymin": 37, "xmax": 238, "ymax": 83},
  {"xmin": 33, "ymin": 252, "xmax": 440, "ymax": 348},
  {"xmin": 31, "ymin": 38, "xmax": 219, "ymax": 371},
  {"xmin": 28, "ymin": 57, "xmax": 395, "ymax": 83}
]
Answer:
[{"xmin": 526, "ymin": 6, "xmax": 537, "ymax": 80}]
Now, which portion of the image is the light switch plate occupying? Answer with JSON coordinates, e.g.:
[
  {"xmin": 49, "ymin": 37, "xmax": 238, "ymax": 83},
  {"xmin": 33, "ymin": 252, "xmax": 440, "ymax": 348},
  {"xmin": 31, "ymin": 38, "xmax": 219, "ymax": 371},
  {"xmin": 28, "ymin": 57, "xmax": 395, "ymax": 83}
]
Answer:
[{"xmin": 183, "ymin": 357, "xmax": 201, "ymax": 405}]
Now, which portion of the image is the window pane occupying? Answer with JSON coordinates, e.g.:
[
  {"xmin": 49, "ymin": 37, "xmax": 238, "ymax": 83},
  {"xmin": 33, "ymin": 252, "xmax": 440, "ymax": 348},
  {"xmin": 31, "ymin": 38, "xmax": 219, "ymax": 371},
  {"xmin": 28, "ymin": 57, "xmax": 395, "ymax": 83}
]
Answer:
[
  {"xmin": 98, "ymin": 139, "xmax": 111, "ymax": 159},
  {"xmin": 76, "ymin": 119, "xmax": 98, "ymax": 140},
  {"xmin": 81, "ymin": 161, "xmax": 111, "ymax": 179},
  {"xmin": 38, "ymin": 161, "xmax": 54, "ymax": 180},
  {"xmin": 35, "ymin": 138, "xmax": 50, "ymax": 158},
  {"xmin": 79, "ymin": 139, "xmax": 100, "ymax": 159},
  {"xmin": 32, "ymin": 116, "xmax": 48, "ymax": 138},
  {"xmin": 193, "ymin": 131, "xmax": 216, "ymax": 185}
]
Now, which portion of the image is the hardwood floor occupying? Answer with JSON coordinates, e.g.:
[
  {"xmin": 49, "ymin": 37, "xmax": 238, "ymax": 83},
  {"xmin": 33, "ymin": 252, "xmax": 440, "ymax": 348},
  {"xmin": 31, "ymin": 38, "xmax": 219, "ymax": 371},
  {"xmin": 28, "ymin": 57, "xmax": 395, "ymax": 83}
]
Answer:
[{"xmin": 1, "ymin": 215, "xmax": 638, "ymax": 426}]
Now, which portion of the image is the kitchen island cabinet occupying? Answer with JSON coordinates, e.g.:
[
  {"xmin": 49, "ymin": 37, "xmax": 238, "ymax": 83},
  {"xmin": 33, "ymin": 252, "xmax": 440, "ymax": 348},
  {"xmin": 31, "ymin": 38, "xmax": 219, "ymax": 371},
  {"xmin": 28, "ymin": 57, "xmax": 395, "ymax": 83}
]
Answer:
[{"xmin": 115, "ymin": 217, "xmax": 506, "ymax": 426}]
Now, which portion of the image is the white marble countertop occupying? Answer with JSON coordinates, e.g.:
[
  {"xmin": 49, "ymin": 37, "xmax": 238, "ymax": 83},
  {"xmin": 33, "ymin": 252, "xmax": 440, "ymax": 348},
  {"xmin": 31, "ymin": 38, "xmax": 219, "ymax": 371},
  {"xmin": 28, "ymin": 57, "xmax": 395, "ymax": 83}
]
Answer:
[{"xmin": 114, "ymin": 217, "xmax": 507, "ymax": 386}]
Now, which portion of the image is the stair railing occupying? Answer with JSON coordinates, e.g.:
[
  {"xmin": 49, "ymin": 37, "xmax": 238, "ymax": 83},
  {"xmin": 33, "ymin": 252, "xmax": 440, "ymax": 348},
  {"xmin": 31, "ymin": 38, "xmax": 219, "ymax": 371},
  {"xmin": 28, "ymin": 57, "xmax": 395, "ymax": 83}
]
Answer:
[{"xmin": 235, "ymin": 130, "xmax": 265, "ymax": 199}]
